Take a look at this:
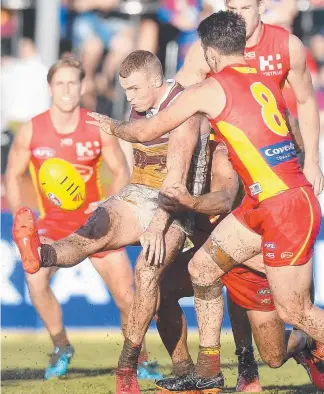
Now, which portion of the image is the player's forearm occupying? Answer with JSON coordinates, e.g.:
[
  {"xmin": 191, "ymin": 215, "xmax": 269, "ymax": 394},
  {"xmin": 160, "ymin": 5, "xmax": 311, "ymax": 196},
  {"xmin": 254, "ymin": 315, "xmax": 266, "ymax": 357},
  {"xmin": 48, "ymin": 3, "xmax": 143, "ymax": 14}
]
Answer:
[
  {"xmin": 5, "ymin": 175, "xmax": 24, "ymax": 214},
  {"xmin": 297, "ymin": 98, "xmax": 320, "ymax": 163},
  {"xmin": 191, "ymin": 190, "xmax": 233, "ymax": 215},
  {"xmin": 109, "ymin": 169, "xmax": 129, "ymax": 195},
  {"xmin": 113, "ymin": 119, "xmax": 168, "ymax": 143},
  {"xmin": 149, "ymin": 207, "xmax": 170, "ymax": 232}
]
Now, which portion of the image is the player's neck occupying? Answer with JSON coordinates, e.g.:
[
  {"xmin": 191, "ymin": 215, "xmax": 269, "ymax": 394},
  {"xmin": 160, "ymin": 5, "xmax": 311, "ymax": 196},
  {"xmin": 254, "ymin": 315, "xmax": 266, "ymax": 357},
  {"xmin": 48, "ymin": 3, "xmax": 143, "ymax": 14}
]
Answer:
[
  {"xmin": 151, "ymin": 81, "xmax": 169, "ymax": 110},
  {"xmin": 245, "ymin": 21, "xmax": 263, "ymax": 48},
  {"xmin": 49, "ymin": 106, "xmax": 80, "ymax": 134},
  {"xmin": 217, "ymin": 55, "xmax": 246, "ymax": 72}
]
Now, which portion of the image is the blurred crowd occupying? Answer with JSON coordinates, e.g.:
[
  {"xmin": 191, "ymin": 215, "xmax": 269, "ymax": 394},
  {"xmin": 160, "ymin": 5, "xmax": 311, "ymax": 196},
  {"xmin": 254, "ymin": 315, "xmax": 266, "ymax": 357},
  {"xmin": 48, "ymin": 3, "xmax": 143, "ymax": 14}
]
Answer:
[{"xmin": 1, "ymin": 0, "xmax": 324, "ymax": 175}]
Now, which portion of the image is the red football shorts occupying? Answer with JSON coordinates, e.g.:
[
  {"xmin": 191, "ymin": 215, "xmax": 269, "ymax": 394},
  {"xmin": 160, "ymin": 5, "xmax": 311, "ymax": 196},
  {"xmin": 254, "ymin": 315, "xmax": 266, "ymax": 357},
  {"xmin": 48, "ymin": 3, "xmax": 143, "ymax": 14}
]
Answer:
[
  {"xmin": 222, "ymin": 266, "xmax": 275, "ymax": 312},
  {"xmin": 233, "ymin": 186, "xmax": 321, "ymax": 267},
  {"xmin": 38, "ymin": 218, "xmax": 124, "ymax": 259}
]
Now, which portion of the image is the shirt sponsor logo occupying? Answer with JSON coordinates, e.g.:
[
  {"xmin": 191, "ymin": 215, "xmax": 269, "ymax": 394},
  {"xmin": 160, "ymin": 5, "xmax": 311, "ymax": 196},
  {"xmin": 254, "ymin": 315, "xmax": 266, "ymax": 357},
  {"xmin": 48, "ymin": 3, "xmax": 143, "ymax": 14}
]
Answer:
[
  {"xmin": 265, "ymin": 252, "xmax": 275, "ymax": 259},
  {"xmin": 264, "ymin": 242, "xmax": 276, "ymax": 249},
  {"xmin": 61, "ymin": 138, "xmax": 73, "ymax": 147},
  {"xmin": 245, "ymin": 51, "xmax": 256, "ymax": 59},
  {"xmin": 281, "ymin": 252, "xmax": 294, "ymax": 259},
  {"xmin": 260, "ymin": 141, "xmax": 296, "ymax": 167},
  {"xmin": 33, "ymin": 147, "xmax": 56, "ymax": 159}
]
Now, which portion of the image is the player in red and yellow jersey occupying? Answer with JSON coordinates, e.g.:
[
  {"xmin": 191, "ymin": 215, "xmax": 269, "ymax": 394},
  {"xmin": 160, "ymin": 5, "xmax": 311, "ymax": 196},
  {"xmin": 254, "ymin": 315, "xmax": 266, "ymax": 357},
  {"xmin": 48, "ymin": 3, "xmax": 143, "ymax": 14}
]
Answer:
[
  {"xmin": 5, "ymin": 56, "xmax": 152, "ymax": 380},
  {"xmin": 175, "ymin": 0, "xmax": 321, "ymax": 156},
  {"xmin": 172, "ymin": 0, "xmax": 323, "ymax": 387},
  {"xmin": 155, "ymin": 140, "xmax": 317, "ymax": 393},
  {"xmin": 87, "ymin": 11, "xmax": 324, "ymax": 391}
]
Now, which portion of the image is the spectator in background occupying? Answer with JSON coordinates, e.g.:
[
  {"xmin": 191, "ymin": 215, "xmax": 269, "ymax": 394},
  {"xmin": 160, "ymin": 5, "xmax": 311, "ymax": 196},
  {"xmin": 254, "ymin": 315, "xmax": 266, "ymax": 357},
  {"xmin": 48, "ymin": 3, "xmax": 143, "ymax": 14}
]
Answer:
[
  {"xmin": 262, "ymin": 0, "xmax": 298, "ymax": 29},
  {"xmin": 155, "ymin": 0, "xmax": 203, "ymax": 71},
  {"xmin": 1, "ymin": 38, "xmax": 50, "ymax": 174},
  {"xmin": 69, "ymin": 0, "xmax": 133, "ymax": 109}
]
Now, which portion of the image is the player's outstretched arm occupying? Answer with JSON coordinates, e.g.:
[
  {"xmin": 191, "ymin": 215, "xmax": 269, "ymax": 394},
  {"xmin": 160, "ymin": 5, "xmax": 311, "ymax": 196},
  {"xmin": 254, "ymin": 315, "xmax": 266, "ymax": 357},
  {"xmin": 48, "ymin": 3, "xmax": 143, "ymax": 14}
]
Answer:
[
  {"xmin": 140, "ymin": 114, "xmax": 201, "ymax": 267},
  {"xmin": 174, "ymin": 39, "xmax": 211, "ymax": 87},
  {"xmin": 161, "ymin": 143, "xmax": 239, "ymax": 215},
  {"xmin": 5, "ymin": 122, "xmax": 33, "ymax": 215},
  {"xmin": 87, "ymin": 82, "xmax": 212, "ymax": 143},
  {"xmin": 287, "ymin": 34, "xmax": 324, "ymax": 195},
  {"xmin": 99, "ymin": 130, "xmax": 130, "ymax": 195}
]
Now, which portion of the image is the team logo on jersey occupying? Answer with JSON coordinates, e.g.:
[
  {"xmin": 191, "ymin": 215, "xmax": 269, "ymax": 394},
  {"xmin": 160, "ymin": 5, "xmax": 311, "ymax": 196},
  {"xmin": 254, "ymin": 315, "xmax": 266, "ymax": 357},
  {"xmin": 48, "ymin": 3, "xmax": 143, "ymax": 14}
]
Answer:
[
  {"xmin": 265, "ymin": 252, "xmax": 275, "ymax": 259},
  {"xmin": 249, "ymin": 182, "xmax": 262, "ymax": 196},
  {"xmin": 47, "ymin": 192, "xmax": 62, "ymax": 207},
  {"xmin": 74, "ymin": 164, "xmax": 93, "ymax": 183},
  {"xmin": 260, "ymin": 141, "xmax": 296, "ymax": 167},
  {"xmin": 76, "ymin": 141, "xmax": 100, "ymax": 160},
  {"xmin": 259, "ymin": 54, "xmax": 283, "ymax": 76},
  {"xmin": 33, "ymin": 147, "xmax": 56, "ymax": 159}
]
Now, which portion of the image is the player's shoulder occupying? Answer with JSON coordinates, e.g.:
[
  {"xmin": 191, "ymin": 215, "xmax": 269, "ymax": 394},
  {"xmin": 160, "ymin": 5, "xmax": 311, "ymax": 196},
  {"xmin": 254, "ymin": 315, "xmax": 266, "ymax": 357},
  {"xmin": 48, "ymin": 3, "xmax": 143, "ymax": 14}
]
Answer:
[
  {"xmin": 31, "ymin": 109, "xmax": 50, "ymax": 124},
  {"xmin": 264, "ymin": 22, "xmax": 289, "ymax": 37}
]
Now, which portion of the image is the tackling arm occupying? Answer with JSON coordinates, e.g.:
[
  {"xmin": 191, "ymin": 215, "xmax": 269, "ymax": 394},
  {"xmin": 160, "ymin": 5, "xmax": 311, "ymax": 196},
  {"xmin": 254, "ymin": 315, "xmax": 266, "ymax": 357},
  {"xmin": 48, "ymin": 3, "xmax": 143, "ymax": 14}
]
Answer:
[
  {"xmin": 193, "ymin": 143, "xmax": 239, "ymax": 215},
  {"xmin": 87, "ymin": 78, "xmax": 224, "ymax": 143},
  {"xmin": 5, "ymin": 122, "xmax": 33, "ymax": 214}
]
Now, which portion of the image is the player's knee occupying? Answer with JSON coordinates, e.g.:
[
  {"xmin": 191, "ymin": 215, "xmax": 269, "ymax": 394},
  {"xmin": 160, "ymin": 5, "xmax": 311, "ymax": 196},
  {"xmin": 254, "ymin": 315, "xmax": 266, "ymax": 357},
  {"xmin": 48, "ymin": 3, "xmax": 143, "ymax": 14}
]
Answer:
[
  {"xmin": 261, "ymin": 353, "xmax": 284, "ymax": 369},
  {"xmin": 276, "ymin": 301, "xmax": 311, "ymax": 327},
  {"xmin": 26, "ymin": 273, "xmax": 51, "ymax": 296},
  {"xmin": 188, "ymin": 253, "xmax": 203, "ymax": 282},
  {"xmin": 76, "ymin": 206, "xmax": 111, "ymax": 240}
]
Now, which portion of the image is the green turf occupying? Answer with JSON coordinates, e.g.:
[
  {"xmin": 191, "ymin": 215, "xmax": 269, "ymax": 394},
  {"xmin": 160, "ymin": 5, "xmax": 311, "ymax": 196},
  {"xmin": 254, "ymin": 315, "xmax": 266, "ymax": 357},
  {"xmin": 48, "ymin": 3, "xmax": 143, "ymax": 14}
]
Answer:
[{"xmin": 1, "ymin": 331, "xmax": 322, "ymax": 394}]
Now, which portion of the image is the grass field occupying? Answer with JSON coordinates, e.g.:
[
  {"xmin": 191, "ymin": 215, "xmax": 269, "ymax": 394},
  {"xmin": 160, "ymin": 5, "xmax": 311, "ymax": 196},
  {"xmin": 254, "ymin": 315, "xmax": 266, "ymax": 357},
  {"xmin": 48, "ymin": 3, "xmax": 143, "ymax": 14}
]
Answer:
[{"xmin": 1, "ymin": 331, "xmax": 323, "ymax": 394}]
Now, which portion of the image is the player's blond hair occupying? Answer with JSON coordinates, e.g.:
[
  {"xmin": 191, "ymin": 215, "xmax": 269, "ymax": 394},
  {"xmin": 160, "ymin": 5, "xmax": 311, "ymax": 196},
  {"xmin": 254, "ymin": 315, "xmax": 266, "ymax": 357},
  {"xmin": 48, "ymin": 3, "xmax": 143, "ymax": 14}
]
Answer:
[
  {"xmin": 47, "ymin": 55, "xmax": 85, "ymax": 83},
  {"xmin": 119, "ymin": 50, "xmax": 163, "ymax": 79}
]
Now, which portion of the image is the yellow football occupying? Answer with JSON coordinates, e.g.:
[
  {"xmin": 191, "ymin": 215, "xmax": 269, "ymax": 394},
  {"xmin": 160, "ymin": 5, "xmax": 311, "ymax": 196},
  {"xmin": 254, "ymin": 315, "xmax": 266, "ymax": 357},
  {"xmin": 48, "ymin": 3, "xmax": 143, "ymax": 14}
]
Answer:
[{"xmin": 39, "ymin": 158, "xmax": 86, "ymax": 211}]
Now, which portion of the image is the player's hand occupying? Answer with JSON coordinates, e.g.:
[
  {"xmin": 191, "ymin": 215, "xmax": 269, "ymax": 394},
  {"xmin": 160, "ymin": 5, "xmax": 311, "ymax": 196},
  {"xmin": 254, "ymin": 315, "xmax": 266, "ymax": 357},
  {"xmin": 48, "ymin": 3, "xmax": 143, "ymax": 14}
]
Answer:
[
  {"xmin": 140, "ymin": 228, "xmax": 165, "ymax": 267},
  {"xmin": 159, "ymin": 183, "xmax": 195, "ymax": 212},
  {"xmin": 303, "ymin": 161, "xmax": 324, "ymax": 196},
  {"xmin": 86, "ymin": 112, "xmax": 118, "ymax": 136},
  {"xmin": 84, "ymin": 201, "xmax": 101, "ymax": 214}
]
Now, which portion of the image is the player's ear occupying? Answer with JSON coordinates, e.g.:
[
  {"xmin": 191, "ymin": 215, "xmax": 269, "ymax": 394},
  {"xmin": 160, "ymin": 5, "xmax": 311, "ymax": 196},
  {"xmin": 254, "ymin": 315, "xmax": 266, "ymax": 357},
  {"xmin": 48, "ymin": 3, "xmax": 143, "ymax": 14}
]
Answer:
[
  {"xmin": 258, "ymin": 0, "xmax": 266, "ymax": 15},
  {"xmin": 154, "ymin": 74, "xmax": 163, "ymax": 88}
]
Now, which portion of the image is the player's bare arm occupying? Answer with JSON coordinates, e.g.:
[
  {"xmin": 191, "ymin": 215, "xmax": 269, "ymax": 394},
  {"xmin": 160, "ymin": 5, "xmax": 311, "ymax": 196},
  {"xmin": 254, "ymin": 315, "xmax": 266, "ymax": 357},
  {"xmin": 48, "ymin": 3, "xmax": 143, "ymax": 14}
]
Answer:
[
  {"xmin": 141, "ymin": 114, "xmax": 201, "ymax": 266},
  {"xmin": 174, "ymin": 40, "xmax": 210, "ymax": 87},
  {"xmin": 99, "ymin": 130, "xmax": 130, "ymax": 195},
  {"xmin": 287, "ymin": 34, "xmax": 324, "ymax": 195},
  {"xmin": 87, "ymin": 78, "xmax": 225, "ymax": 143},
  {"xmin": 161, "ymin": 143, "xmax": 239, "ymax": 215},
  {"xmin": 5, "ymin": 122, "xmax": 33, "ymax": 214}
]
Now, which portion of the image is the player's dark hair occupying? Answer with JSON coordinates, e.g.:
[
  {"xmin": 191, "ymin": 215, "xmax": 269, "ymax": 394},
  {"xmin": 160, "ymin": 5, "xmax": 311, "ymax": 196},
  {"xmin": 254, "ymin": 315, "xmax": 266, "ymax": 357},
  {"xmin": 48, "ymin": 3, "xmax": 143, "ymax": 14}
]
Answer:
[
  {"xmin": 197, "ymin": 11, "xmax": 246, "ymax": 56},
  {"xmin": 119, "ymin": 50, "xmax": 163, "ymax": 78},
  {"xmin": 47, "ymin": 55, "xmax": 85, "ymax": 83}
]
